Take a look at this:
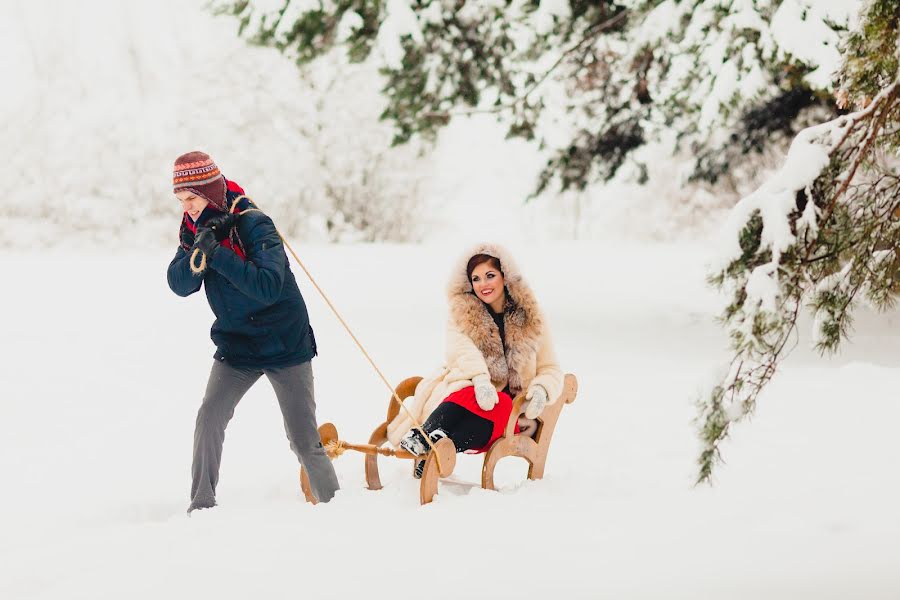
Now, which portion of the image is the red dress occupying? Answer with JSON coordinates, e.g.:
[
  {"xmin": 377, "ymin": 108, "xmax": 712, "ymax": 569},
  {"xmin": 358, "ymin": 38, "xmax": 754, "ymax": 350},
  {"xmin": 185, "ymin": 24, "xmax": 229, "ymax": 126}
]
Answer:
[{"xmin": 441, "ymin": 386, "xmax": 520, "ymax": 453}]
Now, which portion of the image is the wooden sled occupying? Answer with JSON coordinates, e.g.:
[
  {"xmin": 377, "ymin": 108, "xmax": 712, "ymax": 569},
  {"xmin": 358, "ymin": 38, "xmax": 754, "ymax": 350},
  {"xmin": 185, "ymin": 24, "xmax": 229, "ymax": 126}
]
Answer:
[{"xmin": 300, "ymin": 373, "xmax": 578, "ymax": 505}]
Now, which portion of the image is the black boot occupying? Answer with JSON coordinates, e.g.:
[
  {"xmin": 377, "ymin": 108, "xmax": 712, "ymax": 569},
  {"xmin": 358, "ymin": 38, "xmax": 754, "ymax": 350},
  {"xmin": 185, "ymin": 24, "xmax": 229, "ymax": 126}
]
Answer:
[
  {"xmin": 400, "ymin": 428, "xmax": 428, "ymax": 456},
  {"xmin": 413, "ymin": 458, "xmax": 426, "ymax": 479},
  {"xmin": 412, "ymin": 429, "xmax": 449, "ymax": 480}
]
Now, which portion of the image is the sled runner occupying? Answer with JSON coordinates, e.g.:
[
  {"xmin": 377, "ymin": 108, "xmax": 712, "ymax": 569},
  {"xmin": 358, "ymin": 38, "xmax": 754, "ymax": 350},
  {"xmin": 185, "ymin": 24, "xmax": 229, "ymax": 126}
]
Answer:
[{"xmin": 300, "ymin": 373, "xmax": 578, "ymax": 505}]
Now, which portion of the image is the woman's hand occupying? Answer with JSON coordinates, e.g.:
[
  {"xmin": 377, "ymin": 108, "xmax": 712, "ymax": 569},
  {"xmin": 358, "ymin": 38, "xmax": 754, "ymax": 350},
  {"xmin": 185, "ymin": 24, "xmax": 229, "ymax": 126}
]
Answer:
[
  {"xmin": 472, "ymin": 374, "xmax": 499, "ymax": 411},
  {"xmin": 524, "ymin": 385, "xmax": 548, "ymax": 419}
]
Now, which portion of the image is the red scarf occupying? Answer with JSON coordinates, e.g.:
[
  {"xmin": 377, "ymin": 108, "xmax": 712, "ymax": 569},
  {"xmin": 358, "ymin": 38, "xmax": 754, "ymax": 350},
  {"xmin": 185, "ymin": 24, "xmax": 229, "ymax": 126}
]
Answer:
[{"xmin": 180, "ymin": 179, "xmax": 250, "ymax": 261}]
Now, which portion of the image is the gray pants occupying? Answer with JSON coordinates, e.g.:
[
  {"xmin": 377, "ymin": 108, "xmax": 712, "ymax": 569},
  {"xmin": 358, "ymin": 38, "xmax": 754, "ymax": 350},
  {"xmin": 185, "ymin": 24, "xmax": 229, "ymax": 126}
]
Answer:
[{"xmin": 190, "ymin": 360, "xmax": 339, "ymax": 510}]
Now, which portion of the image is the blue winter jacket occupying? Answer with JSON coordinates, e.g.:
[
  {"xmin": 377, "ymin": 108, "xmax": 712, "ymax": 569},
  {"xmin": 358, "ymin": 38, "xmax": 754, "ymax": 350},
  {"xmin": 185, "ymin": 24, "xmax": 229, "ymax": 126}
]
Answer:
[{"xmin": 167, "ymin": 209, "xmax": 317, "ymax": 368}]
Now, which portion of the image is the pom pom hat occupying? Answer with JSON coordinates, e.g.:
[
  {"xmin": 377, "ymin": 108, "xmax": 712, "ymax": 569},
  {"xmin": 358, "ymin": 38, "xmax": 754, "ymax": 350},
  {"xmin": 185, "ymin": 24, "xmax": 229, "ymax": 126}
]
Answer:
[
  {"xmin": 173, "ymin": 150, "xmax": 255, "ymax": 257},
  {"xmin": 173, "ymin": 151, "xmax": 227, "ymax": 211}
]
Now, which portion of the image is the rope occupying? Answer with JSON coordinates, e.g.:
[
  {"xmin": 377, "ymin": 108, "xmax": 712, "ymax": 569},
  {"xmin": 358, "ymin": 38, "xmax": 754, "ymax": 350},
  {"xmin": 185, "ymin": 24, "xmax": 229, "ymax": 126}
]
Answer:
[
  {"xmin": 187, "ymin": 197, "xmax": 444, "ymax": 474},
  {"xmin": 324, "ymin": 440, "xmax": 346, "ymax": 459},
  {"xmin": 189, "ymin": 197, "xmax": 246, "ymax": 275},
  {"xmin": 278, "ymin": 231, "xmax": 445, "ymax": 474},
  {"xmin": 189, "ymin": 248, "xmax": 206, "ymax": 274}
]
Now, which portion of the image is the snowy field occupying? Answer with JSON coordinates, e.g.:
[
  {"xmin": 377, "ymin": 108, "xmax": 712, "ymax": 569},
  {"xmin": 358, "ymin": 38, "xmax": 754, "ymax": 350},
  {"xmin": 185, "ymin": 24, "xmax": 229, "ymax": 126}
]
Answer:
[{"xmin": 2, "ymin": 242, "xmax": 898, "ymax": 599}]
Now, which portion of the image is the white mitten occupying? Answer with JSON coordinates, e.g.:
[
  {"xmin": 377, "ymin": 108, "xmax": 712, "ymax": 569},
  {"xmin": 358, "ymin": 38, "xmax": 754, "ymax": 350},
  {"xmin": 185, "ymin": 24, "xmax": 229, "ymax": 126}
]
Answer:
[
  {"xmin": 524, "ymin": 385, "xmax": 548, "ymax": 419},
  {"xmin": 472, "ymin": 374, "xmax": 499, "ymax": 411}
]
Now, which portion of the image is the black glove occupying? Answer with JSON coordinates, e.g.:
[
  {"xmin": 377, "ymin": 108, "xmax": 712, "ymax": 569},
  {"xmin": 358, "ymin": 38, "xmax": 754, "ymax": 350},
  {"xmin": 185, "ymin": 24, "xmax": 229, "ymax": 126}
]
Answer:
[
  {"xmin": 194, "ymin": 227, "xmax": 219, "ymax": 258},
  {"xmin": 180, "ymin": 226, "xmax": 195, "ymax": 250},
  {"xmin": 204, "ymin": 213, "xmax": 236, "ymax": 242}
]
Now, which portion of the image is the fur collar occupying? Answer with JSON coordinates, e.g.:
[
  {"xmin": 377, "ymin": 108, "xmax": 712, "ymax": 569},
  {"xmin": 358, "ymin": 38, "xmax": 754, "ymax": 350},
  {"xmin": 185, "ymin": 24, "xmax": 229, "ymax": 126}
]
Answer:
[{"xmin": 447, "ymin": 243, "xmax": 543, "ymax": 394}]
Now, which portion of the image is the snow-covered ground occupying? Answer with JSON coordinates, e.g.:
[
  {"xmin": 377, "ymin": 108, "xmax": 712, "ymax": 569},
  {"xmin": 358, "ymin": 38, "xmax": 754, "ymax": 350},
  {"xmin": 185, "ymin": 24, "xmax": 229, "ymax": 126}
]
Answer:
[
  {"xmin": 2, "ymin": 242, "xmax": 898, "ymax": 599},
  {"xmin": 2, "ymin": 1, "xmax": 897, "ymax": 597}
]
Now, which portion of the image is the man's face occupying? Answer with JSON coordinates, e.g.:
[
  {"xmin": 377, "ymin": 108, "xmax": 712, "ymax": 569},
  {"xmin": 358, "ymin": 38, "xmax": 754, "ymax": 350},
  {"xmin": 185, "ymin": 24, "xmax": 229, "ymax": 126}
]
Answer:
[{"xmin": 175, "ymin": 190, "xmax": 209, "ymax": 221}]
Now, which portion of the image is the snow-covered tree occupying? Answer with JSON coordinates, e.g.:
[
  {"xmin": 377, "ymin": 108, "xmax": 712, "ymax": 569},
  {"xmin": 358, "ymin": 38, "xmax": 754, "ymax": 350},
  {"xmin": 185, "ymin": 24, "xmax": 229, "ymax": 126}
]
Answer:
[
  {"xmin": 0, "ymin": 1, "xmax": 429, "ymax": 245},
  {"xmin": 697, "ymin": 0, "xmax": 899, "ymax": 483},
  {"xmin": 281, "ymin": 52, "xmax": 429, "ymax": 242},
  {"xmin": 212, "ymin": 0, "xmax": 859, "ymax": 199}
]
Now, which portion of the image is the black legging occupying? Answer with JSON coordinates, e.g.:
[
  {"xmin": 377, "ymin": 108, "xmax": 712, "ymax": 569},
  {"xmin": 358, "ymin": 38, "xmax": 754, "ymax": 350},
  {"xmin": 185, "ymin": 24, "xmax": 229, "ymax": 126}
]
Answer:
[{"xmin": 422, "ymin": 402, "xmax": 493, "ymax": 452}]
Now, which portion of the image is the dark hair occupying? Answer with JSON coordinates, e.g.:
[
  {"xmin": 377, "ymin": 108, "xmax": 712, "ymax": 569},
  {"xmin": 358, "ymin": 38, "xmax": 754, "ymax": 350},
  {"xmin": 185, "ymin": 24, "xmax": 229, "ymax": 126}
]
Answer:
[{"xmin": 466, "ymin": 254, "xmax": 502, "ymax": 282}]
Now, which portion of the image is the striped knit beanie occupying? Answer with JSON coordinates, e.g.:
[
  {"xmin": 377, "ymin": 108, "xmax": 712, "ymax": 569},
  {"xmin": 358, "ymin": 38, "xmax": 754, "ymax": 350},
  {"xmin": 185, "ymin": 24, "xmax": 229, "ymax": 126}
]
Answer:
[{"xmin": 173, "ymin": 151, "xmax": 227, "ymax": 211}]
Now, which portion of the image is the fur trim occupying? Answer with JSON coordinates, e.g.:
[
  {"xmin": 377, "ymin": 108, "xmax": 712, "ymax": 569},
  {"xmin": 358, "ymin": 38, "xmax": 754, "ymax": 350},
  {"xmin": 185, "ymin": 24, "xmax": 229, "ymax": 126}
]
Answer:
[{"xmin": 447, "ymin": 244, "xmax": 543, "ymax": 395}]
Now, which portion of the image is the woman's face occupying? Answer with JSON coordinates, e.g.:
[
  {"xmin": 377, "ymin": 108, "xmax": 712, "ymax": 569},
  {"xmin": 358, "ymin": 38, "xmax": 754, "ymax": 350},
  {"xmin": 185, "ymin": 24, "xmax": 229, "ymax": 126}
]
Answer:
[
  {"xmin": 470, "ymin": 261, "xmax": 505, "ymax": 306},
  {"xmin": 176, "ymin": 190, "xmax": 209, "ymax": 221}
]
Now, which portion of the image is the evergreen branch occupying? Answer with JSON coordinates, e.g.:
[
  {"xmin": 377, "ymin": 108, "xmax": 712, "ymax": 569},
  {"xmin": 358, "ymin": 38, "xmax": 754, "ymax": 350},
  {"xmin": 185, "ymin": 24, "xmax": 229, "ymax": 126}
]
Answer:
[
  {"xmin": 699, "ymin": 0, "xmax": 900, "ymax": 483},
  {"xmin": 819, "ymin": 82, "xmax": 899, "ymax": 225},
  {"xmin": 697, "ymin": 289, "xmax": 804, "ymax": 485},
  {"xmin": 420, "ymin": 9, "xmax": 630, "ymax": 120}
]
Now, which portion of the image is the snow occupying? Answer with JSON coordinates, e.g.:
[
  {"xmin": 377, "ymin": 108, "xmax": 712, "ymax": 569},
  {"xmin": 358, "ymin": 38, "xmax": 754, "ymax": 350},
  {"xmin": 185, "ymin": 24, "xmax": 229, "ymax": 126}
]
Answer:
[
  {"xmin": 714, "ymin": 117, "xmax": 836, "ymax": 276},
  {"xmin": 710, "ymin": 115, "xmax": 840, "ymax": 316},
  {"xmin": 3, "ymin": 2, "xmax": 899, "ymax": 596},
  {"xmin": 419, "ymin": 2, "xmax": 443, "ymax": 25},
  {"xmin": 654, "ymin": 0, "xmax": 863, "ymax": 152},
  {"xmin": 9, "ymin": 0, "xmax": 861, "ymax": 248},
  {"xmin": 2, "ymin": 0, "xmax": 722, "ymax": 246},
  {"xmin": 712, "ymin": 83, "xmax": 894, "ymax": 310},
  {"xmin": 2, "ymin": 242, "xmax": 899, "ymax": 599},
  {"xmin": 699, "ymin": 58, "xmax": 740, "ymax": 133},
  {"xmin": 530, "ymin": 0, "xmax": 571, "ymax": 36},
  {"xmin": 336, "ymin": 11, "xmax": 364, "ymax": 42},
  {"xmin": 745, "ymin": 262, "xmax": 782, "ymax": 313},
  {"xmin": 770, "ymin": 0, "xmax": 856, "ymax": 90},
  {"xmin": 632, "ymin": 0, "xmax": 682, "ymax": 47},
  {"xmin": 375, "ymin": 0, "xmax": 423, "ymax": 70}
]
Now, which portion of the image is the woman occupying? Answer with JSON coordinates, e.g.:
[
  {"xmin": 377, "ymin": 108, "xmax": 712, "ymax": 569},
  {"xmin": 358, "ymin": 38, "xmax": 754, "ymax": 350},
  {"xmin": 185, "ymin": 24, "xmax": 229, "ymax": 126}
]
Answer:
[
  {"xmin": 387, "ymin": 244, "xmax": 564, "ymax": 476},
  {"xmin": 166, "ymin": 151, "xmax": 339, "ymax": 513}
]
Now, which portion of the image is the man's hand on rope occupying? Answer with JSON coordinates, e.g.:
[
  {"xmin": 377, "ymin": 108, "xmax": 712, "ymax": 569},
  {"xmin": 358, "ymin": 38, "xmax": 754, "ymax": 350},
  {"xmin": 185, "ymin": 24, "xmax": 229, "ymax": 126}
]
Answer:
[
  {"xmin": 205, "ymin": 213, "xmax": 236, "ymax": 242},
  {"xmin": 472, "ymin": 374, "xmax": 499, "ymax": 411},
  {"xmin": 524, "ymin": 385, "xmax": 548, "ymax": 419},
  {"xmin": 194, "ymin": 228, "xmax": 220, "ymax": 259}
]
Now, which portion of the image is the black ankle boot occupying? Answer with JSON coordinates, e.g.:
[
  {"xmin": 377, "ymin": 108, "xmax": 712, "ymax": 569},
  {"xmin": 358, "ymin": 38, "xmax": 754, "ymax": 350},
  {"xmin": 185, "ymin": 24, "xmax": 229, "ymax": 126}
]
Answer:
[
  {"xmin": 400, "ymin": 428, "xmax": 428, "ymax": 456},
  {"xmin": 412, "ymin": 429, "xmax": 450, "ymax": 479}
]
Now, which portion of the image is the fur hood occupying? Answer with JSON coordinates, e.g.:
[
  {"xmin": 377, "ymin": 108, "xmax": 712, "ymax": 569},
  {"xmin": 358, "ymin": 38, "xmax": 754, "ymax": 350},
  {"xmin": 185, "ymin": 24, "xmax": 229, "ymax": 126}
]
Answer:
[{"xmin": 446, "ymin": 243, "xmax": 543, "ymax": 395}]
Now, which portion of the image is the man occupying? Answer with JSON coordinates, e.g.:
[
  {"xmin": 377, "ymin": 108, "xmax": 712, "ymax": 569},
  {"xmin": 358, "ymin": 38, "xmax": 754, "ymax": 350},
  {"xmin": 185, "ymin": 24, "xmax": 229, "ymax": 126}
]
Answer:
[{"xmin": 166, "ymin": 151, "xmax": 338, "ymax": 514}]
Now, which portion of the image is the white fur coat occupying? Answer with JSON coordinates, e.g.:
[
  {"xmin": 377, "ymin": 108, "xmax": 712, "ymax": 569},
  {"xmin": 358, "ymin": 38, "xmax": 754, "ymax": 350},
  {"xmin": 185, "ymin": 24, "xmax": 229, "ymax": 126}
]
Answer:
[{"xmin": 387, "ymin": 244, "xmax": 564, "ymax": 447}]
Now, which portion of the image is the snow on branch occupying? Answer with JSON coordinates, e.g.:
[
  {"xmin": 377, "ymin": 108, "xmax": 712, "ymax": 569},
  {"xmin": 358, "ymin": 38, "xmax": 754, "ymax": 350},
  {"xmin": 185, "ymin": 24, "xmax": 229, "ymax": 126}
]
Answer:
[{"xmin": 697, "ymin": 74, "xmax": 900, "ymax": 484}]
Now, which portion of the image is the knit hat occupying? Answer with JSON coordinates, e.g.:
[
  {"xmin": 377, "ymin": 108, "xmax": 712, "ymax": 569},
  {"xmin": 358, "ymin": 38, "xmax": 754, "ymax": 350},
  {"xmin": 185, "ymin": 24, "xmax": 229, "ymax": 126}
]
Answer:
[{"xmin": 173, "ymin": 151, "xmax": 227, "ymax": 211}]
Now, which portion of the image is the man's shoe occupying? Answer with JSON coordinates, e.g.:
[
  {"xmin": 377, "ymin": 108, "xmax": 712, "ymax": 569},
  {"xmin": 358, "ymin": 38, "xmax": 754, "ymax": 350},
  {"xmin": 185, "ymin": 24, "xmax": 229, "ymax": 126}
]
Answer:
[{"xmin": 186, "ymin": 500, "xmax": 216, "ymax": 516}]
